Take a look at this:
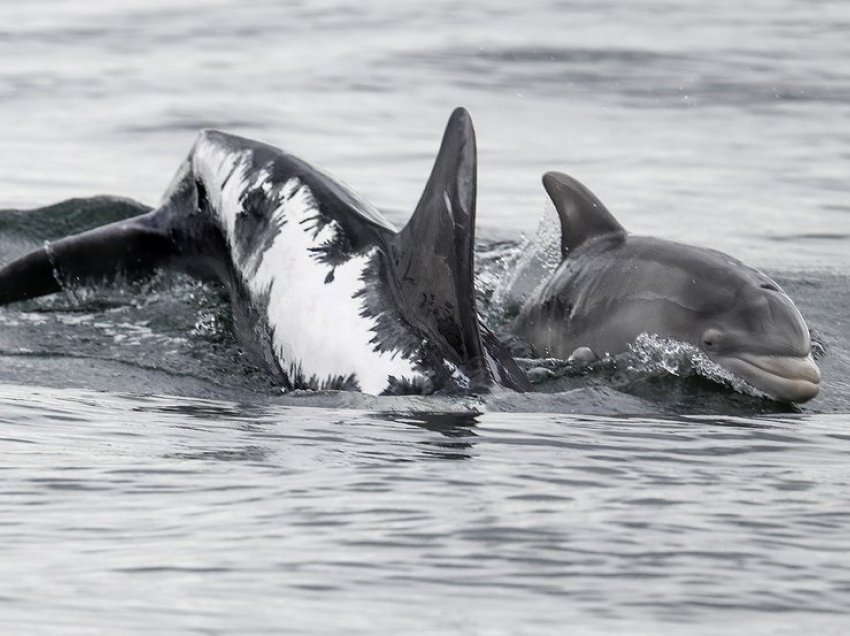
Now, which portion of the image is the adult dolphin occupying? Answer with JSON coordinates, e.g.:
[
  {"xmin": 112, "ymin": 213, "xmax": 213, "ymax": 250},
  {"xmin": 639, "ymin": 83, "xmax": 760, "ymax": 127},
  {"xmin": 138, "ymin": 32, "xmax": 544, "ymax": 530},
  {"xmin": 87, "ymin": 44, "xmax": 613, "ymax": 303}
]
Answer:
[
  {"xmin": 510, "ymin": 171, "xmax": 820, "ymax": 403},
  {"xmin": 0, "ymin": 109, "xmax": 531, "ymax": 395}
]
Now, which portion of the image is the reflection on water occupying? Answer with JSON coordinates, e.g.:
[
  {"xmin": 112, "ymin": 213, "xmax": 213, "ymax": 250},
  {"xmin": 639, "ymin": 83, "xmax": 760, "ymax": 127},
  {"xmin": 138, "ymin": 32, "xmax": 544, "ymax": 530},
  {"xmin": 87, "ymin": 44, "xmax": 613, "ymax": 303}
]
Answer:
[
  {"xmin": 165, "ymin": 445, "xmax": 273, "ymax": 463},
  {"xmin": 379, "ymin": 412, "xmax": 480, "ymax": 461},
  {"xmin": 2, "ymin": 385, "xmax": 850, "ymax": 634}
]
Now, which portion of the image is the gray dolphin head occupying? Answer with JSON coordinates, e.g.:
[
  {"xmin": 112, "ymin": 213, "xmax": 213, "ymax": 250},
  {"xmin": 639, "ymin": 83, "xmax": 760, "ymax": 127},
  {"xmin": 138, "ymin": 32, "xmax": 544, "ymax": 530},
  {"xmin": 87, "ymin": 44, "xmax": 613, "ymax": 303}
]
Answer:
[{"xmin": 511, "ymin": 172, "xmax": 820, "ymax": 403}]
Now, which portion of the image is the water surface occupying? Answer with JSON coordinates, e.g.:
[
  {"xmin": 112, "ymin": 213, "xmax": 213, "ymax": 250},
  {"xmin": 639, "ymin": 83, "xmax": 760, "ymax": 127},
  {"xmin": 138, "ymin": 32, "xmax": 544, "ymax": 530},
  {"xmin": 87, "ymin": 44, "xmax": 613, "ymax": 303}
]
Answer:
[{"xmin": 1, "ymin": 1, "xmax": 849, "ymax": 633}]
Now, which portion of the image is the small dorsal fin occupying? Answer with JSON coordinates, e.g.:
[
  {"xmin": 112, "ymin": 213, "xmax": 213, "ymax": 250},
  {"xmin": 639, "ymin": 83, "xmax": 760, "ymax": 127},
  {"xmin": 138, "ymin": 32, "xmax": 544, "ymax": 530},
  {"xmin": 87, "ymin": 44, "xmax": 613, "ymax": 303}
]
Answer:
[
  {"xmin": 389, "ymin": 108, "xmax": 529, "ymax": 391},
  {"xmin": 542, "ymin": 171, "xmax": 625, "ymax": 259}
]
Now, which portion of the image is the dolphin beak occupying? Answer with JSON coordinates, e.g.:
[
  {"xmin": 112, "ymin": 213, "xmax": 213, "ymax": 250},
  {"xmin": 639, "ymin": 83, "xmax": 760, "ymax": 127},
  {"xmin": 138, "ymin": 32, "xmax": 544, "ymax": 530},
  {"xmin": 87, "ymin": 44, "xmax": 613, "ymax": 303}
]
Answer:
[{"xmin": 715, "ymin": 353, "xmax": 821, "ymax": 403}]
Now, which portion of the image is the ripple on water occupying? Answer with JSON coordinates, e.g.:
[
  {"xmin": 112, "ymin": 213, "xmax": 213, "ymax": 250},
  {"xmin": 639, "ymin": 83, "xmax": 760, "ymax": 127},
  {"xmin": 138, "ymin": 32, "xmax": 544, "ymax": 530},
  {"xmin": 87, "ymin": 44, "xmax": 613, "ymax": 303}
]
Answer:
[{"xmin": 1, "ymin": 386, "xmax": 850, "ymax": 633}]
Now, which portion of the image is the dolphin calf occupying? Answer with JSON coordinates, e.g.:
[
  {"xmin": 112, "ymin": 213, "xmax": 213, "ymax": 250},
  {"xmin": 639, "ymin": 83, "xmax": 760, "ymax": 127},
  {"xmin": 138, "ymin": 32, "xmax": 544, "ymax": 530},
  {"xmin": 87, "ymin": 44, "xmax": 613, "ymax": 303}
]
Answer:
[
  {"xmin": 510, "ymin": 171, "xmax": 820, "ymax": 403},
  {"xmin": 0, "ymin": 108, "xmax": 531, "ymax": 395}
]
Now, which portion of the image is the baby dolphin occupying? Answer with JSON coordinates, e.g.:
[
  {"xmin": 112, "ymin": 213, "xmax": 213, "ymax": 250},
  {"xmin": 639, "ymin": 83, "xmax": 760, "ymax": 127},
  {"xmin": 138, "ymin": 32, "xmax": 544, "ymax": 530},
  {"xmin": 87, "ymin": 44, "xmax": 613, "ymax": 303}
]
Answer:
[{"xmin": 511, "ymin": 172, "xmax": 820, "ymax": 403}]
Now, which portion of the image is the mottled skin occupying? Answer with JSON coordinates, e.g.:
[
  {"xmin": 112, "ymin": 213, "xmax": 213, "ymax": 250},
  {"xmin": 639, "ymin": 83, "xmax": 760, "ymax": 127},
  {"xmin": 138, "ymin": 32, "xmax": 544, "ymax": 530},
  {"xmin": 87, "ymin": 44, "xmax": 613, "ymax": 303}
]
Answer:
[
  {"xmin": 512, "ymin": 172, "xmax": 820, "ymax": 403},
  {"xmin": 0, "ymin": 109, "xmax": 531, "ymax": 395}
]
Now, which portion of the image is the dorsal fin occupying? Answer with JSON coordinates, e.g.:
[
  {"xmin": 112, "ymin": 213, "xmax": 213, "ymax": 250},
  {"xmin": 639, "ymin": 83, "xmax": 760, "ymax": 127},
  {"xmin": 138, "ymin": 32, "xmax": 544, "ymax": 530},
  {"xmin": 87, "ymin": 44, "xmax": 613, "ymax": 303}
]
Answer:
[
  {"xmin": 388, "ymin": 108, "xmax": 525, "ymax": 390},
  {"xmin": 542, "ymin": 171, "xmax": 625, "ymax": 259}
]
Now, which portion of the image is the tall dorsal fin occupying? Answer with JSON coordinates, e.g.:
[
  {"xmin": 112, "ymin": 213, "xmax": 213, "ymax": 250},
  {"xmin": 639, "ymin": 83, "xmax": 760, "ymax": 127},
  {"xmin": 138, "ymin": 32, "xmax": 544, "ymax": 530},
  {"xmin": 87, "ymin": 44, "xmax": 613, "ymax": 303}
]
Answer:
[
  {"xmin": 542, "ymin": 171, "xmax": 625, "ymax": 259},
  {"xmin": 388, "ymin": 108, "xmax": 528, "ymax": 390}
]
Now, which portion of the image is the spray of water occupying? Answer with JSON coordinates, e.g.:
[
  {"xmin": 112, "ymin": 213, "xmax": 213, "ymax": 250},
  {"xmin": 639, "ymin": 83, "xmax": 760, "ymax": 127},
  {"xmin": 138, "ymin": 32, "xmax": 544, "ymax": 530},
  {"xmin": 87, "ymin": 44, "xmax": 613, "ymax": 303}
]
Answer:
[
  {"xmin": 624, "ymin": 333, "xmax": 767, "ymax": 398},
  {"xmin": 486, "ymin": 206, "xmax": 562, "ymax": 325},
  {"xmin": 517, "ymin": 333, "xmax": 768, "ymax": 399}
]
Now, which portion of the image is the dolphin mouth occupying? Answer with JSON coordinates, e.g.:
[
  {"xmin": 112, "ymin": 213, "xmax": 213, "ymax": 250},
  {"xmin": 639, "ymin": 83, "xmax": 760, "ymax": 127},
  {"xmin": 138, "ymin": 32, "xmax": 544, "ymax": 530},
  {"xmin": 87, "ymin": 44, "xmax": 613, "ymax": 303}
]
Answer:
[{"xmin": 714, "ymin": 353, "xmax": 821, "ymax": 403}]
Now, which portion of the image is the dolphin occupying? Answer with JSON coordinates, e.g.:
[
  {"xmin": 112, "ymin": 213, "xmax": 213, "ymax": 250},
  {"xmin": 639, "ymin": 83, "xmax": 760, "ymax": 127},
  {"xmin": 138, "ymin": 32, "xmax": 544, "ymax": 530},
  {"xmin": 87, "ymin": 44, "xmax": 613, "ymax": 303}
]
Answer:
[
  {"xmin": 0, "ymin": 108, "xmax": 531, "ymax": 395},
  {"xmin": 510, "ymin": 171, "xmax": 820, "ymax": 403}
]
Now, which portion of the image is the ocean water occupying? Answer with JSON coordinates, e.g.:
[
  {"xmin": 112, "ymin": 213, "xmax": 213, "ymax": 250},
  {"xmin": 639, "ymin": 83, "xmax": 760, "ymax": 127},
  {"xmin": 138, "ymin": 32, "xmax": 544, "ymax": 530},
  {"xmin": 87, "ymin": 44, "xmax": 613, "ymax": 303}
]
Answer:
[{"xmin": 1, "ymin": 1, "xmax": 849, "ymax": 634}]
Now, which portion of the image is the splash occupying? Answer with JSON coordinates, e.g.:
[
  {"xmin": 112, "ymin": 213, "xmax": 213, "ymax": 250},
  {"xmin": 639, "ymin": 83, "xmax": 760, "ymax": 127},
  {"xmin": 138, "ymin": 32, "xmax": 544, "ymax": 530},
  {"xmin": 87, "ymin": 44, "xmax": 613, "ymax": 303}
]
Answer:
[
  {"xmin": 518, "ymin": 333, "xmax": 770, "ymax": 400},
  {"xmin": 624, "ymin": 333, "xmax": 768, "ymax": 398},
  {"xmin": 474, "ymin": 239, "xmax": 522, "ymax": 320},
  {"xmin": 484, "ymin": 206, "xmax": 562, "ymax": 325}
]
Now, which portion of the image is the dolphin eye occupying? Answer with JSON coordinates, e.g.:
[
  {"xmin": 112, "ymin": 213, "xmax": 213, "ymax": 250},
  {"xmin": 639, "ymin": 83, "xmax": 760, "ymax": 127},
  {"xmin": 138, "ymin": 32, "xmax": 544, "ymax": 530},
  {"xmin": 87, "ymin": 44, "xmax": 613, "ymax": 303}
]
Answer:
[
  {"xmin": 701, "ymin": 329, "xmax": 722, "ymax": 351},
  {"xmin": 760, "ymin": 282, "xmax": 779, "ymax": 292}
]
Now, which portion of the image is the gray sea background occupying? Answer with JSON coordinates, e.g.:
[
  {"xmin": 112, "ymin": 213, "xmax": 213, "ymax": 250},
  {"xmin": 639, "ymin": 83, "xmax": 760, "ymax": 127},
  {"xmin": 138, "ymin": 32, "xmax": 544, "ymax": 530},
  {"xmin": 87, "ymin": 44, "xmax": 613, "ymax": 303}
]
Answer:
[{"xmin": 1, "ymin": 1, "xmax": 849, "ymax": 634}]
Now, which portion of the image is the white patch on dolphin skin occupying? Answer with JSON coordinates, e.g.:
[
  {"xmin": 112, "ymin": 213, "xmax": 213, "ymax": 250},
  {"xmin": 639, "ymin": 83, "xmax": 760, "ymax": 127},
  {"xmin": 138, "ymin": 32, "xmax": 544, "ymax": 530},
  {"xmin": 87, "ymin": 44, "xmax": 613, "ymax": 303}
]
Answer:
[
  {"xmin": 191, "ymin": 135, "xmax": 252, "ymax": 240},
  {"xmin": 254, "ymin": 180, "xmax": 418, "ymax": 393},
  {"xmin": 192, "ymin": 135, "xmax": 419, "ymax": 393}
]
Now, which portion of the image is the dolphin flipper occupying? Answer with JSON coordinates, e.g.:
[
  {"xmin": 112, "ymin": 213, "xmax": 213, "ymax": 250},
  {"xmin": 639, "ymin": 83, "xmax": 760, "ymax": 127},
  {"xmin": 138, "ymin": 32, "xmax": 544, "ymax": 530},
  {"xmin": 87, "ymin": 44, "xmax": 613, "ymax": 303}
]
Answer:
[
  {"xmin": 0, "ymin": 212, "xmax": 174, "ymax": 305},
  {"xmin": 542, "ymin": 171, "xmax": 625, "ymax": 258}
]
